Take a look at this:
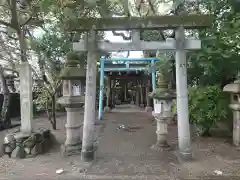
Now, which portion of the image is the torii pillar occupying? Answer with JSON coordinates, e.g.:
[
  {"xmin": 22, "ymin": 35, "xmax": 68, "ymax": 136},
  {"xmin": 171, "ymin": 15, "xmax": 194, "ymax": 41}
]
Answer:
[
  {"xmin": 175, "ymin": 27, "xmax": 192, "ymax": 160},
  {"xmin": 81, "ymin": 31, "xmax": 98, "ymax": 161}
]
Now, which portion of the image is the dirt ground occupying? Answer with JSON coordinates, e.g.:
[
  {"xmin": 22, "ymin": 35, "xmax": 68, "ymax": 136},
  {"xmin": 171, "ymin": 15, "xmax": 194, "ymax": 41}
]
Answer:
[{"xmin": 0, "ymin": 105, "xmax": 240, "ymax": 180}]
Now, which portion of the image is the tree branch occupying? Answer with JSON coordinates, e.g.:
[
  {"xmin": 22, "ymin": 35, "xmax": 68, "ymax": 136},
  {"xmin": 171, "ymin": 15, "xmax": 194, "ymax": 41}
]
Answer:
[
  {"xmin": 20, "ymin": 16, "xmax": 32, "ymax": 27},
  {"xmin": 0, "ymin": 30, "xmax": 17, "ymax": 40},
  {"xmin": 112, "ymin": 31, "xmax": 131, "ymax": 40}
]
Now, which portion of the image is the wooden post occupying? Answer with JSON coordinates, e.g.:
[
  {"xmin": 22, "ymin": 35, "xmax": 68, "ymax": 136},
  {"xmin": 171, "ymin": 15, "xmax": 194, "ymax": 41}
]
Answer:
[
  {"xmin": 104, "ymin": 76, "xmax": 111, "ymax": 112},
  {"xmin": 145, "ymin": 79, "xmax": 152, "ymax": 112},
  {"xmin": 136, "ymin": 88, "xmax": 140, "ymax": 106},
  {"xmin": 124, "ymin": 82, "xmax": 127, "ymax": 102},
  {"xmin": 111, "ymin": 79, "xmax": 115, "ymax": 106},
  {"xmin": 139, "ymin": 79, "xmax": 144, "ymax": 108}
]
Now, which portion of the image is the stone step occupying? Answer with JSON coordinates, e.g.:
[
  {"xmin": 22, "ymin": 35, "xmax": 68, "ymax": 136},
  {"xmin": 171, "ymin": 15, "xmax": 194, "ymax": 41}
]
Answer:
[{"xmin": 64, "ymin": 174, "xmax": 238, "ymax": 180}]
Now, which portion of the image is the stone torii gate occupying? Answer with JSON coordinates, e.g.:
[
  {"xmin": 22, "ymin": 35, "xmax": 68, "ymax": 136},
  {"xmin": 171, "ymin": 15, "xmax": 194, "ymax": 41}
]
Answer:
[{"xmin": 70, "ymin": 14, "xmax": 213, "ymax": 161}]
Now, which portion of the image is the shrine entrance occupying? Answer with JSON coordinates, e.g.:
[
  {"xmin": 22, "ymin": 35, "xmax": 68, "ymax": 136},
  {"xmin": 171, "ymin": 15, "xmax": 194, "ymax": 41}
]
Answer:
[
  {"xmin": 71, "ymin": 14, "xmax": 213, "ymax": 161},
  {"xmin": 98, "ymin": 57, "xmax": 158, "ymax": 120}
]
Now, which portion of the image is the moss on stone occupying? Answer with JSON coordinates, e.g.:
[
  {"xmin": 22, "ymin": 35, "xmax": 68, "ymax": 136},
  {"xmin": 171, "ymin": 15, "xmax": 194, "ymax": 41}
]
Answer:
[
  {"xmin": 60, "ymin": 51, "xmax": 86, "ymax": 80},
  {"xmin": 4, "ymin": 129, "xmax": 55, "ymax": 159},
  {"xmin": 67, "ymin": 14, "xmax": 214, "ymax": 31},
  {"xmin": 149, "ymin": 88, "xmax": 176, "ymax": 100}
]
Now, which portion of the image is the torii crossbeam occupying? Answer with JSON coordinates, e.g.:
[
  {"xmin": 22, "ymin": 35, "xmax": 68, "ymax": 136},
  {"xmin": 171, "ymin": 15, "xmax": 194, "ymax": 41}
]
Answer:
[{"xmin": 67, "ymin": 14, "xmax": 213, "ymax": 31}]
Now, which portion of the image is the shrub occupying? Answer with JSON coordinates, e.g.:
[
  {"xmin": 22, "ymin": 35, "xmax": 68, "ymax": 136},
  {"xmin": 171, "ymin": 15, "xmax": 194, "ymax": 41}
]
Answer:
[{"xmin": 188, "ymin": 85, "xmax": 229, "ymax": 136}]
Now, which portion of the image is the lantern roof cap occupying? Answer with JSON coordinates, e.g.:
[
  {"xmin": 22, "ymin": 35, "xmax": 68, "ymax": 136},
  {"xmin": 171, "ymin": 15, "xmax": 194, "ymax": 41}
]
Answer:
[
  {"xmin": 223, "ymin": 79, "xmax": 240, "ymax": 93},
  {"xmin": 149, "ymin": 73, "xmax": 175, "ymax": 100},
  {"xmin": 149, "ymin": 88, "xmax": 176, "ymax": 100}
]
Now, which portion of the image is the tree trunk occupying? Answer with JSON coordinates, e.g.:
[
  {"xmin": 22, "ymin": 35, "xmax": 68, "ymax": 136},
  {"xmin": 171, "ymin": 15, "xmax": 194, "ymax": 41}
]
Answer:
[
  {"xmin": 17, "ymin": 30, "xmax": 28, "ymax": 62},
  {"xmin": 51, "ymin": 94, "xmax": 57, "ymax": 130},
  {"xmin": 0, "ymin": 65, "xmax": 11, "ymax": 128},
  {"xmin": 46, "ymin": 95, "xmax": 57, "ymax": 130},
  {"xmin": 10, "ymin": 0, "xmax": 28, "ymax": 63}
]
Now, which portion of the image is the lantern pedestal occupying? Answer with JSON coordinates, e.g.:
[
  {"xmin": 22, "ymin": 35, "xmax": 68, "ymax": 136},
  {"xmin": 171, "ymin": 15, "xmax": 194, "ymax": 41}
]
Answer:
[
  {"xmin": 229, "ymin": 104, "xmax": 240, "ymax": 146},
  {"xmin": 151, "ymin": 112, "xmax": 171, "ymax": 151},
  {"xmin": 58, "ymin": 51, "xmax": 86, "ymax": 157},
  {"xmin": 151, "ymin": 99, "xmax": 173, "ymax": 151},
  {"xmin": 58, "ymin": 96, "xmax": 84, "ymax": 156},
  {"xmin": 223, "ymin": 79, "xmax": 240, "ymax": 147}
]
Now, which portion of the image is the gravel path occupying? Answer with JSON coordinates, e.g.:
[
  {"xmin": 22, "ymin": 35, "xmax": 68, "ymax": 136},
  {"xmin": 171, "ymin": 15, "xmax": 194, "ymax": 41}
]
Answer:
[{"xmin": 0, "ymin": 107, "xmax": 240, "ymax": 179}]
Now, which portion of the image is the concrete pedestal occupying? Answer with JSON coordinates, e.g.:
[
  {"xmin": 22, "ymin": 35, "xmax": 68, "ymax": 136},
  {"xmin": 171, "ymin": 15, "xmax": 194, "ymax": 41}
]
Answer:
[
  {"xmin": 61, "ymin": 107, "xmax": 83, "ymax": 156},
  {"xmin": 58, "ymin": 96, "xmax": 84, "ymax": 157},
  {"xmin": 229, "ymin": 104, "xmax": 240, "ymax": 146},
  {"xmin": 151, "ymin": 112, "xmax": 170, "ymax": 151},
  {"xmin": 81, "ymin": 146, "xmax": 95, "ymax": 162},
  {"xmin": 233, "ymin": 111, "xmax": 240, "ymax": 146}
]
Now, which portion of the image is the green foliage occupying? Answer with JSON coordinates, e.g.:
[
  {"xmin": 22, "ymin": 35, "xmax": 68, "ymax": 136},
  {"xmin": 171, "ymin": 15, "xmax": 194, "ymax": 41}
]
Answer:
[
  {"xmin": 187, "ymin": 0, "xmax": 240, "ymax": 87},
  {"xmin": 172, "ymin": 100, "xmax": 177, "ymax": 114},
  {"xmin": 188, "ymin": 85, "xmax": 230, "ymax": 136},
  {"xmin": 156, "ymin": 57, "xmax": 173, "ymax": 84},
  {"xmin": 34, "ymin": 88, "xmax": 51, "ymax": 112}
]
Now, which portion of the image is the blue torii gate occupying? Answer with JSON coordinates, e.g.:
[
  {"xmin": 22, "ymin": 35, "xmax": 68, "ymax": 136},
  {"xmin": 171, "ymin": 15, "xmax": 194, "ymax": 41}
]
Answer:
[{"xmin": 98, "ymin": 57, "xmax": 159, "ymax": 120}]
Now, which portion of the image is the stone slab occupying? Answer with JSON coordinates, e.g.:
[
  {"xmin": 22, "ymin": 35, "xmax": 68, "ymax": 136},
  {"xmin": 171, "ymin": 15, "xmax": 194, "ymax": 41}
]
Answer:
[
  {"xmin": 67, "ymin": 14, "xmax": 214, "ymax": 31},
  {"xmin": 73, "ymin": 39, "xmax": 201, "ymax": 52},
  {"xmin": 18, "ymin": 62, "xmax": 33, "ymax": 134}
]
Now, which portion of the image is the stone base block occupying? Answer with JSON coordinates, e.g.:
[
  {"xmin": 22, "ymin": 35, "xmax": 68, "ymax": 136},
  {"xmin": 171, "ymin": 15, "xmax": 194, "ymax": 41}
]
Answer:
[
  {"xmin": 81, "ymin": 149, "xmax": 95, "ymax": 162},
  {"xmin": 150, "ymin": 142, "xmax": 171, "ymax": 152},
  {"xmin": 3, "ymin": 129, "xmax": 55, "ymax": 159},
  {"xmin": 61, "ymin": 143, "xmax": 82, "ymax": 157},
  {"xmin": 103, "ymin": 106, "xmax": 111, "ymax": 113},
  {"xmin": 130, "ymin": 101, "xmax": 135, "ymax": 105},
  {"xmin": 11, "ymin": 146, "xmax": 26, "ymax": 158},
  {"xmin": 174, "ymin": 150, "xmax": 193, "ymax": 163},
  {"xmin": 145, "ymin": 106, "xmax": 152, "ymax": 112}
]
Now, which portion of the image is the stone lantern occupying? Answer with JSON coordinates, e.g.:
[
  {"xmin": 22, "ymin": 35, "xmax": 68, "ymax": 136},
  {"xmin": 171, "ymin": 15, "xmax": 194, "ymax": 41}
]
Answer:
[
  {"xmin": 149, "ymin": 73, "xmax": 176, "ymax": 150},
  {"xmin": 223, "ymin": 77, "xmax": 240, "ymax": 146},
  {"xmin": 58, "ymin": 52, "xmax": 86, "ymax": 156}
]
